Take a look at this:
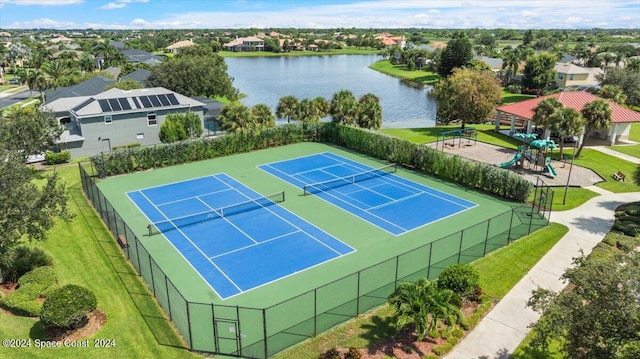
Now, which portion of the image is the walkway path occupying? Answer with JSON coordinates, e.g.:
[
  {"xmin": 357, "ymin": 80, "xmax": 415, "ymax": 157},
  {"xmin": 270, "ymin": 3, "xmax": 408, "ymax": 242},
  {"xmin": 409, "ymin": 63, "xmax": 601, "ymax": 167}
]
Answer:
[
  {"xmin": 590, "ymin": 146, "xmax": 640, "ymax": 164},
  {"xmin": 444, "ymin": 189, "xmax": 640, "ymax": 359}
]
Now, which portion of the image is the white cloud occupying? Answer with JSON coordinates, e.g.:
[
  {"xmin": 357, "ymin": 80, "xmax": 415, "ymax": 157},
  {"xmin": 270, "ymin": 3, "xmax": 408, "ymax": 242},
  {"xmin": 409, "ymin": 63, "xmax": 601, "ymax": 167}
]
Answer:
[
  {"xmin": 0, "ymin": 0, "xmax": 82, "ymax": 5},
  {"xmin": 100, "ymin": 2, "xmax": 125, "ymax": 10}
]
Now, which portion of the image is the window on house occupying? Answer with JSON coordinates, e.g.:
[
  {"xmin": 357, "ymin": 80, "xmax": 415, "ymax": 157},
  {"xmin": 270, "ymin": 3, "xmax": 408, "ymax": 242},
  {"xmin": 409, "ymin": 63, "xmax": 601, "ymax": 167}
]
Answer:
[
  {"xmin": 147, "ymin": 112, "xmax": 157, "ymax": 126},
  {"xmin": 104, "ymin": 115, "xmax": 112, "ymax": 124},
  {"xmin": 136, "ymin": 133, "xmax": 144, "ymax": 140},
  {"xmin": 558, "ymin": 74, "xmax": 564, "ymax": 80},
  {"xmin": 569, "ymin": 74, "xmax": 574, "ymax": 80}
]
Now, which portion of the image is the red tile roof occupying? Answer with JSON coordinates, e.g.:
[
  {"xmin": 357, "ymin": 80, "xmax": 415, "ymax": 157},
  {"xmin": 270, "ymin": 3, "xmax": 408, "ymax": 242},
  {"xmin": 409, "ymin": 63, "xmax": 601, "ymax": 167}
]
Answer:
[{"xmin": 496, "ymin": 91, "xmax": 640, "ymax": 123}]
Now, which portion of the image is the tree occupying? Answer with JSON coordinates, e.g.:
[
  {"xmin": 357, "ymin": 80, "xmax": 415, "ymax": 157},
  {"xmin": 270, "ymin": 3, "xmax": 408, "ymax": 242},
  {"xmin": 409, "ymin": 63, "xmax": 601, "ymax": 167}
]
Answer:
[
  {"xmin": 522, "ymin": 30, "xmax": 534, "ymax": 46},
  {"xmin": 388, "ymin": 278, "xmax": 462, "ymax": 340},
  {"xmin": 251, "ymin": 103, "xmax": 275, "ymax": 128},
  {"xmin": 531, "ymin": 98, "xmax": 563, "ymax": 136},
  {"xmin": 598, "ymin": 67, "xmax": 640, "ymax": 107},
  {"xmin": 575, "ymin": 100, "xmax": 612, "ymax": 157},
  {"xmin": 432, "ymin": 68, "xmax": 502, "ymax": 128},
  {"xmin": 148, "ymin": 52, "xmax": 238, "ymax": 101},
  {"xmin": 437, "ymin": 31, "xmax": 473, "ymax": 77},
  {"xmin": 26, "ymin": 69, "xmax": 48, "ymax": 101},
  {"xmin": 78, "ymin": 52, "xmax": 96, "ymax": 73},
  {"xmin": 527, "ymin": 250, "xmax": 640, "ymax": 358},
  {"xmin": 598, "ymin": 84, "xmax": 627, "ymax": 104},
  {"xmin": 547, "ymin": 107, "xmax": 584, "ymax": 160},
  {"xmin": 43, "ymin": 60, "xmax": 77, "ymax": 89},
  {"xmin": 501, "ymin": 47, "xmax": 520, "ymax": 84},
  {"xmin": 356, "ymin": 93, "xmax": 382, "ymax": 130},
  {"xmin": 0, "ymin": 106, "xmax": 62, "ymax": 160},
  {"xmin": 522, "ymin": 52, "xmax": 557, "ymax": 95},
  {"xmin": 312, "ymin": 96, "xmax": 330, "ymax": 119},
  {"xmin": 276, "ymin": 95, "xmax": 299, "ymax": 124},
  {"xmin": 330, "ymin": 89, "xmax": 359, "ymax": 126},
  {"xmin": 158, "ymin": 117, "xmax": 187, "ymax": 143},
  {"xmin": 218, "ymin": 101, "xmax": 255, "ymax": 134},
  {"xmin": 104, "ymin": 78, "xmax": 143, "ymax": 91}
]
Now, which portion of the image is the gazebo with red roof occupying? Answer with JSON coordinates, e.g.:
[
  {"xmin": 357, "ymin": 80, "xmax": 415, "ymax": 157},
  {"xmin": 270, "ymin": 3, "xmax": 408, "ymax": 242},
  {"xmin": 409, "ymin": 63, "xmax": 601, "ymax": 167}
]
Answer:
[{"xmin": 495, "ymin": 91, "xmax": 640, "ymax": 145}]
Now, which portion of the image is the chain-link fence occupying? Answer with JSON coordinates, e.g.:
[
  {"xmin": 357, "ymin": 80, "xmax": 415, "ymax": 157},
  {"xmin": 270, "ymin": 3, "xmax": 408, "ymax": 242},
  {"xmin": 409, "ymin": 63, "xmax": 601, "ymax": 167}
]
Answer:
[{"xmin": 79, "ymin": 161, "xmax": 550, "ymax": 358}]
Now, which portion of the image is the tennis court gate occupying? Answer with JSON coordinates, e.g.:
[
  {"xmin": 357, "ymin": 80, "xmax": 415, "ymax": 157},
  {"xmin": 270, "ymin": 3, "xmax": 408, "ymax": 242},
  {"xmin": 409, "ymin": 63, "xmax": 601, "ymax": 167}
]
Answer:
[{"xmin": 79, "ymin": 162, "xmax": 550, "ymax": 358}]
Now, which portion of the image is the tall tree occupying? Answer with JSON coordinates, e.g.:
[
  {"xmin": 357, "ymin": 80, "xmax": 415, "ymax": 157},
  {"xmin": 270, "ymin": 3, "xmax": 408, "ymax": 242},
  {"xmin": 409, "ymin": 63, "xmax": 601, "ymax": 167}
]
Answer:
[
  {"xmin": 297, "ymin": 98, "xmax": 318, "ymax": 123},
  {"xmin": 312, "ymin": 96, "xmax": 330, "ymax": 119},
  {"xmin": 329, "ymin": 89, "xmax": 359, "ymax": 126},
  {"xmin": 42, "ymin": 60, "xmax": 74, "ymax": 89},
  {"xmin": 598, "ymin": 67, "xmax": 640, "ymax": 107},
  {"xmin": 251, "ymin": 103, "xmax": 275, "ymax": 128},
  {"xmin": 547, "ymin": 107, "xmax": 584, "ymax": 160},
  {"xmin": 531, "ymin": 98, "xmax": 563, "ymax": 137},
  {"xmin": 522, "ymin": 52, "xmax": 557, "ymax": 96},
  {"xmin": 437, "ymin": 31, "xmax": 473, "ymax": 77},
  {"xmin": 501, "ymin": 47, "xmax": 520, "ymax": 84},
  {"xmin": 356, "ymin": 93, "xmax": 382, "ymax": 130},
  {"xmin": 276, "ymin": 95, "xmax": 299, "ymax": 124},
  {"xmin": 432, "ymin": 68, "xmax": 502, "ymax": 128},
  {"xmin": 218, "ymin": 101, "xmax": 255, "ymax": 134},
  {"xmin": 598, "ymin": 84, "xmax": 627, "ymax": 105},
  {"xmin": 149, "ymin": 52, "xmax": 238, "ymax": 101},
  {"xmin": 575, "ymin": 100, "xmax": 612, "ymax": 157},
  {"xmin": 0, "ymin": 106, "xmax": 62, "ymax": 160}
]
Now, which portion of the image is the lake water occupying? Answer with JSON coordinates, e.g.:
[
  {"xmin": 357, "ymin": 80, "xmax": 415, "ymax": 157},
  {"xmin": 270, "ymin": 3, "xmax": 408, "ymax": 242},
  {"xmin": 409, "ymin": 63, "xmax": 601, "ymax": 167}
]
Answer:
[{"xmin": 225, "ymin": 54, "xmax": 437, "ymax": 128}]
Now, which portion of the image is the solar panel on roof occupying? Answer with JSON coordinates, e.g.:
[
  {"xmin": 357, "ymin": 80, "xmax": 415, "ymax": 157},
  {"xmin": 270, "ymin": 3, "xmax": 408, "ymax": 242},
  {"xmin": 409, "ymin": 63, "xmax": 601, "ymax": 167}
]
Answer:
[
  {"xmin": 157, "ymin": 94, "xmax": 171, "ymax": 106},
  {"xmin": 73, "ymin": 98, "xmax": 95, "ymax": 112},
  {"xmin": 98, "ymin": 99, "xmax": 111, "ymax": 112},
  {"xmin": 132, "ymin": 97, "xmax": 141, "ymax": 109},
  {"xmin": 149, "ymin": 95, "xmax": 161, "ymax": 107},
  {"xmin": 166, "ymin": 93, "xmax": 180, "ymax": 105},
  {"xmin": 108, "ymin": 98, "xmax": 122, "ymax": 112},
  {"xmin": 139, "ymin": 96, "xmax": 152, "ymax": 108},
  {"xmin": 118, "ymin": 98, "xmax": 132, "ymax": 110}
]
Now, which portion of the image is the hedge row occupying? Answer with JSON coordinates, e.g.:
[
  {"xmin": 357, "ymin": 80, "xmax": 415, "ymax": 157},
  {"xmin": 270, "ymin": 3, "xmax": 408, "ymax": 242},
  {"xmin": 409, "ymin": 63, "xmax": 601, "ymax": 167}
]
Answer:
[
  {"xmin": 0, "ymin": 266, "xmax": 56, "ymax": 317},
  {"xmin": 90, "ymin": 123, "xmax": 531, "ymax": 202},
  {"xmin": 45, "ymin": 150, "xmax": 70, "ymax": 165}
]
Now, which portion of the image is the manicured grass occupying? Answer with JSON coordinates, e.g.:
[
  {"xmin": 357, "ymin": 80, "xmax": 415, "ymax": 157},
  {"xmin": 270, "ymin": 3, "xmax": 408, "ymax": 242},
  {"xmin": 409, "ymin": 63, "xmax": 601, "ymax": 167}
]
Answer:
[
  {"xmin": 610, "ymin": 144, "xmax": 640, "ymax": 159},
  {"xmin": 0, "ymin": 164, "xmax": 198, "ymax": 359},
  {"xmin": 627, "ymin": 123, "xmax": 640, "ymax": 142},
  {"xmin": 274, "ymin": 223, "xmax": 567, "ymax": 358},
  {"xmin": 380, "ymin": 124, "xmax": 521, "ymax": 148},
  {"xmin": 219, "ymin": 48, "xmax": 379, "ymax": 58},
  {"xmin": 567, "ymin": 148, "xmax": 640, "ymax": 193},
  {"xmin": 529, "ymin": 187, "xmax": 600, "ymax": 211},
  {"xmin": 512, "ymin": 334, "xmax": 565, "ymax": 359},
  {"xmin": 501, "ymin": 91, "xmax": 536, "ymax": 104},
  {"xmin": 368, "ymin": 60, "xmax": 440, "ymax": 85}
]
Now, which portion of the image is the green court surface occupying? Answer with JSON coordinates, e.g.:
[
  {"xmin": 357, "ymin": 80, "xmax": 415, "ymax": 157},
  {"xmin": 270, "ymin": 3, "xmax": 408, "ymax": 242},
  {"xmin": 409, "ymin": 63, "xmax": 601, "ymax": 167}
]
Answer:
[
  {"xmin": 98, "ymin": 142, "xmax": 514, "ymax": 307},
  {"xmin": 94, "ymin": 142, "xmax": 530, "ymax": 355}
]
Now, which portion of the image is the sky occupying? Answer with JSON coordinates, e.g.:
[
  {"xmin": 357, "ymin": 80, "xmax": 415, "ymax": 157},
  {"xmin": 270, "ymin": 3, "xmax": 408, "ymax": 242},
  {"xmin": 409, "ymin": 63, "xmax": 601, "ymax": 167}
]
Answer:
[{"xmin": 0, "ymin": 0, "xmax": 639, "ymax": 30}]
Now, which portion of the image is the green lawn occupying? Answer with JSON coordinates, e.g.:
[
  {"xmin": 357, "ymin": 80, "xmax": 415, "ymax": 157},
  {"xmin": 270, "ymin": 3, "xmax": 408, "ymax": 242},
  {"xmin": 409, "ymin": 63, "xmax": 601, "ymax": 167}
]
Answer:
[
  {"xmin": 0, "ymin": 164, "xmax": 198, "ymax": 359},
  {"xmin": 368, "ymin": 60, "xmax": 440, "ymax": 85},
  {"xmin": 528, "ymin": 187, "xmax": 600, "ymax": 212},
  {"xmin": 610, "ymin": 144, "xmax": 640, "ymax": 159},
  {"xmin": 501, "ymin": 91, "xmax": 536, "ymax": 104},
  {"xmin": 567, "ymin": 148, "xmax": 640, "ymax": 193},
  {"xmin": 380, "ymin": 124, "xmax": 521, "ymax": 148},
  {"xmin": 219, "ymin": 48, "xmax": 379, "ymax": 58},
  {"xmin": 628, "ymin": 123, "xmax": 640, "ymax": 142},
  {"xmin": 274, "ymin": 223, "xmax": 567, "ymax": 358}
]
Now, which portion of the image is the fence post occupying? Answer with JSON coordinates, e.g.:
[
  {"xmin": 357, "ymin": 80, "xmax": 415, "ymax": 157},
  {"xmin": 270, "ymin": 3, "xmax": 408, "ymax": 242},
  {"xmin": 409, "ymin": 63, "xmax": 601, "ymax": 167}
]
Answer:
[
  {"xmin": 457, "ymin": 230, "xmax": 464, "ymax": 263},
  {"xmin": 394, "ymin": 256, "xmax": 399, "ymax": 290},
  {"xmin": 426, "ymin": 242, "xmax": 433, "ymax": 279},
  {"xmin": 212, "ymin": 303, "xmax": 218, "ymax": 352},
  {"xmin": 113, "ymin": 209, "xmax": 120, "ymax": 237},
  {"xmin": 135, "ymin": 237, "xmax": 142, "ymax": 278},
  {"xmin": 186, "ymin": 302, "xmax": 193, "ymax": 350},
  {"xmin": 148, "ymin": 255, "xmax": 156, "ymax": 295},
  {"xmin": 356, "ymin": 272, "xmax": 361, "ymax": 316},
  {"xmin": 483, "ymin": 217, "xmax": 491, "ymax": 257},
  {"xmin": 313, "ymin": 290, "xmax": 317, "ymax": 336},
  {"xmin": 165, "ymin": 276, "xmax": 172, "ymax": 320},
  {"xmin": 263, "ymin": 309, "xmax": 268, "ymax": 359},
  {"xmin": 507, "ymin": 209, "xmax": 515, "ymax": 244},
  {"xmin": 236, "ymin": 306, "xmax": 242, "ymax": 356}
]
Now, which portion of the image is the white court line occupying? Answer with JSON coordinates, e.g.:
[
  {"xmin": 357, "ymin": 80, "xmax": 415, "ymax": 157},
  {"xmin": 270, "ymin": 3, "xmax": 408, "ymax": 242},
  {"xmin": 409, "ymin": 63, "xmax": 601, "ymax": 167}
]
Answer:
[
  {"xmin": 293, "ymin": 163, "xmax": 345, "ymax": 177},
  {"xmin": 366, "ymin": 191, "xmax": 427, "ymax": 211},
  {"xmin": 208, "ymin": 230, "xmax": 302, "ymax": 259},
  {"xmin": 194, "ymin": 196, "xmax": 259, "ymax": 245},
  {"xmin": 157, "ymin": 187, "xmax": 234, "ymax": 207},
  {"xmin": 137, "ymin": 189, "xmax": 243, "ymax": 294}
]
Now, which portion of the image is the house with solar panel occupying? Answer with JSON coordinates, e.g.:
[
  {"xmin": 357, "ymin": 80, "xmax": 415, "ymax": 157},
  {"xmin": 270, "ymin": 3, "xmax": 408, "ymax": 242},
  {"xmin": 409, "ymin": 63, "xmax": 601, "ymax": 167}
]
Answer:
[{"xmin": 42, "ymin": 87, "xmax": 206, "ymax": 158}]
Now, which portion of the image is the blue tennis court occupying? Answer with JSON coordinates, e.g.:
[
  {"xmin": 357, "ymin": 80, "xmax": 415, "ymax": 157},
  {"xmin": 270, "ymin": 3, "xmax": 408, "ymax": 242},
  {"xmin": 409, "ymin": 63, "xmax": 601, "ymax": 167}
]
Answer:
[
  {"xmin": 259, "ymin": 152, "xmax": 477, "ymax": 235},
  {"xmin": 127, "ymin": 173, "xmax": 354, "ymax": 300}
]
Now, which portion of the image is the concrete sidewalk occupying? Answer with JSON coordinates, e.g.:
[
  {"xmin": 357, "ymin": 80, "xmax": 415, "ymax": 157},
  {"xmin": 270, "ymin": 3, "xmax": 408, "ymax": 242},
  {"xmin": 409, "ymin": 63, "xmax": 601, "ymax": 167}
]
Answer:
[
  {"xmin": 590, "ymin": 146, "xmax": 640, "ymax": 164},
  {"xmin": 444, "ymin": 190, "xmax": 640, "ymax": 359}
]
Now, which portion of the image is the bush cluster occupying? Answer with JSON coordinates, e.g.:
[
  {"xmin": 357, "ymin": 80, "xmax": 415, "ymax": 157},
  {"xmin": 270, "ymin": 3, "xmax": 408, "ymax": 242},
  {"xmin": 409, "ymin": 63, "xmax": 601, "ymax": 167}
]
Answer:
[
  {"xmin": 437, "ymin": 264, "xmax": 481, "ymax": 302},
  {"xmin": 0, "ymin": 266, "xmax": 56, "ymax": 317},
  {"xmin": 0, "ymin": 245, "xmax": 54, "ymax": 282},
  {"xmin": 45, "ymin": 150, "xmax": 70, "ymax": 164},
  {"xmin": 40, "ymin": 284, "xmax": 97, "ymax": 329},
  {"xmin": 318, "ymin": 347, "xmax": 361, "ymax": 359},
  {"xmin": 112, "ymin": 143, "xmax": 141, "ymax": 151}
]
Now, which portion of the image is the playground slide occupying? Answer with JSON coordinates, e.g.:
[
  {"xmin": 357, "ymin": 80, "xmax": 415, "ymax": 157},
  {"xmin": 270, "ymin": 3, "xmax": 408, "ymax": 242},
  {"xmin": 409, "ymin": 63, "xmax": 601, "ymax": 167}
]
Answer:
[
  {"xmin": 545, "ymin": 164, "xmax": 558, "ymax": 178},
  {"xmin": 499, "ymin": 151, "xmax": 523, "ymax": 168}
]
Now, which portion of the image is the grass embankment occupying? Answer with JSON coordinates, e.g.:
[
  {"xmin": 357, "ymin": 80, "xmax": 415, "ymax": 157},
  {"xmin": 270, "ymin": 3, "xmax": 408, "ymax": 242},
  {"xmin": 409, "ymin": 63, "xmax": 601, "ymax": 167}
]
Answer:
[
  {"xmin": 219, "ymin": 48, "xmax": 379, "ymax": 58},
  {"xmin": 368, "ymin": 60, "xmax": 440, "ymax": 85},
  {"xmin": 380, "ymin": 124, "xmax": 521, "ymax": 148},
  {"xmin": 568, "ymin": 149, "xmax": 640, "ymax": 193},
  {"xmin": 610, "ymin": 145, "xmax": 640, "ymax": 158},
  {"xmin": 0, "ymin": 164, "xmax": 198, "ymax": 359},
  {"xmin": 274, "ymin": 223, "xmax": 568, "ymax": 359}
]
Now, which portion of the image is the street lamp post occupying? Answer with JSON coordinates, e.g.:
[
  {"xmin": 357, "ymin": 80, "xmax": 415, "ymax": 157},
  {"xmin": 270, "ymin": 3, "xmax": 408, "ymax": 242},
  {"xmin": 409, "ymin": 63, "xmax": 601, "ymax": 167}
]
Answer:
[
  {"xmin": 563, "ymin": 136, "xmax": 579, "ymax": 205},
  {"xmin": 98, "ymin": 137, "xmax": 111, "ymax": 152}
]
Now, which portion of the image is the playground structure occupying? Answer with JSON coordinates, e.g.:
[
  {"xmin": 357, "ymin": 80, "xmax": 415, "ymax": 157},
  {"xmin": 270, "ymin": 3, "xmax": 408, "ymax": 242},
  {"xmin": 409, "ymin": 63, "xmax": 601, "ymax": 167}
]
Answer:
[
  {"xmin": 436, "ymin": 127, "xmax": 478, "ymax": 150},
  {"xmin": 501, "ymin": 133, "xmax": 559, "ymax": 178}
]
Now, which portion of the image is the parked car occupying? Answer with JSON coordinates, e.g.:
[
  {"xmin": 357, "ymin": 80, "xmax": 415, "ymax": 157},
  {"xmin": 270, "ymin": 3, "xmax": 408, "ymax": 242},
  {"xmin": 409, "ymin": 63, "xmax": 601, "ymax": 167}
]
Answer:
[{"xmin": 8, "ymin": 78, "xmax": 20, "ymax": 84}]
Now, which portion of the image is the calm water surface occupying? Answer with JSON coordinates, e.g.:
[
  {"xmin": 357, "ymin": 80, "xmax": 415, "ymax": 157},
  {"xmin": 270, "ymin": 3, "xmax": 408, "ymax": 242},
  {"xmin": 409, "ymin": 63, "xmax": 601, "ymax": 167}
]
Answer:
[{"xmin": 225, "ymin": 55, "xmax": 437, "ymax": 128}]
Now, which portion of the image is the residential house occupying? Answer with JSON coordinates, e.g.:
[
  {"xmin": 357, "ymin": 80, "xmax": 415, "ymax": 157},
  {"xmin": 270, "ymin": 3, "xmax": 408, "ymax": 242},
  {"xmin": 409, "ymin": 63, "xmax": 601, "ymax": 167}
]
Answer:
[
  {"xmin": 44, "ymin": 75, "xmax": 115, "ymax": 104},
  {"xmin": 495, "ymin": 91, "xmax": 640, "ymax": 145},
  {"xmin": 224, "ymin": 36, "xmax": 265, "ymax": 52},
  {"xmin": 473, "ymin": 55, "xmax": 503, "ymax": 72},
  {"xmin": 374, "ymin": 33, "xmax": 406, "ymax": 48},
  {"xmin": 166, "ymin": 39, "xmax": 197, "ymax": 54},
  {"xmin": 120, "ymin": 68, "xmax": 152, "ymax": 87},
  {"xmin": 42, "ymin": 87, "xmax": 206, "ymax": 158},
  {"xmin": 119, "ymin": 49, "xmax": 164, "ymax": 66},
  {"xmin": 554, "ymin": 62, "xmax": 603, "ymax": 89},
  {"xmin": 192, "ymin": 96, "xmax": 224, "ymax": 136}
]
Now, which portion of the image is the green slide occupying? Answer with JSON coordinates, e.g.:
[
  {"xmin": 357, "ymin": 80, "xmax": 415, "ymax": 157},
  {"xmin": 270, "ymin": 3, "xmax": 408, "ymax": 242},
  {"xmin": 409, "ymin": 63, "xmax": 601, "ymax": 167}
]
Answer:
[
  {"xmin": 499, "ymin": 151, "xmax": 523, "ymax": 168},
  {"xmin": 545, "ymin": 164, "xmax": 557, "ymax": 178}
]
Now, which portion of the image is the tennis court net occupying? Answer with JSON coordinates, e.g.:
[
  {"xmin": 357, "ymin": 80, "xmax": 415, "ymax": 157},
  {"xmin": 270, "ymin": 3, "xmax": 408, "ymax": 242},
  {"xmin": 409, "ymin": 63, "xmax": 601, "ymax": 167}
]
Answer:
[
  {"xmin": 303, "ymin": 163, "xmax": 397, "ymax": 196},
  {"xmin": 148, "ymin": 191, "xmax": 285, "ymax": 236}
]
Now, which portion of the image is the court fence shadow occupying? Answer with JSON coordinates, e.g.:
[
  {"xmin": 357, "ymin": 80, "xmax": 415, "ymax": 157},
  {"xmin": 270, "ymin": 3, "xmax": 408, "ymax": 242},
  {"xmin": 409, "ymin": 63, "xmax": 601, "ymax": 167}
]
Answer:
[{"xmin": 78, "ymin": 162, "xmax": 552, "ymax": 359}]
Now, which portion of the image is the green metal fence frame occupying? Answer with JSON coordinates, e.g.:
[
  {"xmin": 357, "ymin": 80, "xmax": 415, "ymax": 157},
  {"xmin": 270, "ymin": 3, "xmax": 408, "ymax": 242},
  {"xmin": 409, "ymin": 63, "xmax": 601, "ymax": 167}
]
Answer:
[{"xmin": 79, "ymin": 159, "xmax": 551, "ymax": 359}]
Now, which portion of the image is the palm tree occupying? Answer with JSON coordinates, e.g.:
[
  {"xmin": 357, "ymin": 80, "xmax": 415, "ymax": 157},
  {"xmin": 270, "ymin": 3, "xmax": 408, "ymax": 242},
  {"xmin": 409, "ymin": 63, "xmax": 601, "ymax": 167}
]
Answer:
[
  {"xmin": 78, "ymin": 53, "xmax": 96, "ymax": 73},
  {"xmin": 297, "ymin": 98, "xmax": 318, "ymax": 123},
  {"xmin": 276, "ymin": 95, "xmax": 299, "ymax": 124},
  {"xmin": 575, "ymin": 100, "xmax": 612, "ymax": 157},
  {"xmin": 218, "ymin": 101, "xmax": 256, "ymax": 135},
  {"xmin": 330, "ymin": 89, "xmax": 359, "ymax": 126},
  {"xmin": 42, "ymin": 60, "xmax": 70, "ymax": 89},
  {"xmin": 357, "ymin": 93, "xmax": 382, "ymax": 130},
  {"xmin": 532, "ymin": 98, "xmax": 563, "ymax": 139},
  {"xmin": 26, "ymin": 69, "xmax": 48, "ymax": 101},
  {"xmin": 501, "ymin": 47, "xmax": 520, "ymax": 84},
  {"xmin": 388, "ymin": 278, "xmax": 462, "ymax": 341},
  {"xmin": 251, "ymin": 103, "xmax": 275, "ymax": 129},
  {"xmin": 626, "ymin": 58, "xmax": 640, "ymax": 73},
  {"xmin": 548, "ymin": 107, "xmax": 584, "ymax": 160},
  {"xmin": 312, "ymin": 96, "xmax": 330, "ymax": 119},
  {"xmin": 598, "ymin": 85, "xmax": 627, "ymax": 105}
]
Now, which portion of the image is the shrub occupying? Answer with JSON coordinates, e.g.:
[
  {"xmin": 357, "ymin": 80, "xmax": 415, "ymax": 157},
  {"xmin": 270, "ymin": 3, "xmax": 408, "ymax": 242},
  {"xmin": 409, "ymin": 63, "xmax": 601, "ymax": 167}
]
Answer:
[
  {"xmin": 612, "ymin": 220, "xmax": 640, "ymax": 237},
  {"xmin": 319, "ymin": 348, "xmax": 342, "ymax": 359},
  {"xmin": 505, "ymin": 84, "xmax": 522, "ymax": 94},
  {"xmin": 45, "ymin": 151, "xmax": 70, "ymax": 164},
  {"xmin": 437, "ymin": 264, "xmax": 480, "ymax": 301},
  {"xmin": 344, "ymin": 347, "xmax": 361, "ymax": 359},
  {"xmin": 112, "ymin": 143, "xmax": 141, "ymax": 151},
  {"xmin": 40, "ymin": 285, "xmax": 97, "ymax": 329},
  {"xmin": 621, "ymin": 203, "xmax": 640, "ymax": 216},
  {"xmin": 0, "ymin": 245, "xmax": 54, "ymax": 282},
  {"xmin": 0, "ymin": 266, "xmax": 56, "ymax": 317},
  {"xmin": 432, "ymin": 342, "xmax": 453, "ymax": 356}
]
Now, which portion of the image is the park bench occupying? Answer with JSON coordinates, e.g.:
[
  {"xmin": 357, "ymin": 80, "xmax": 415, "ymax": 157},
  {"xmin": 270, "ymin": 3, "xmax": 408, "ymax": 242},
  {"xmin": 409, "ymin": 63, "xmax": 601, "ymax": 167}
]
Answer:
[
  {"xmin": 117, "ymin": 234, "xmax": 129, "ymax": 248},
  {"xmin": 612, "ymin": 171, "xmax": 626, "ymax": 182}
]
